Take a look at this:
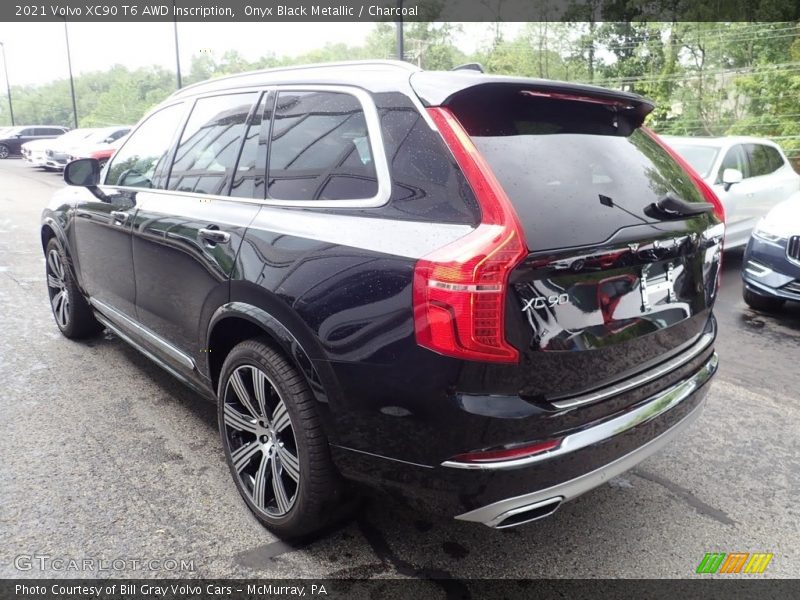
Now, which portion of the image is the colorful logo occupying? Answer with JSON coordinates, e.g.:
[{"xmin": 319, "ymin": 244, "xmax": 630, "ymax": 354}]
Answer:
[{"xmin": 696, "ymin": 552, "xmax": 773, "ymax": 574}]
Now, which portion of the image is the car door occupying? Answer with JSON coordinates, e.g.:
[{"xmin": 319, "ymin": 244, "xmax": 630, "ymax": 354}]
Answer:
[
  {"xmin": 742, "ymin": 143, "xmax": 786, "ymax": 229},
  {"xmin": 714, "ymin": 143, "xmax": 757, "ymax": 247},
  {"xmin": 72, "ymin": 102, "xmax": 187, "ymax": 321},
  {"xmin": 10, "ymin": 127, "xmax": 36, "ymax": 154},
  {"xmin": 130, "ymin": 91, "xmax": 266, "ymax": 376}
]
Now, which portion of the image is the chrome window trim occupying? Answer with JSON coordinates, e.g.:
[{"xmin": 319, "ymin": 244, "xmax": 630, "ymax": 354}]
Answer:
[
  {"xmin": 442, "ymin": 353, "xmax": 718, "ymax": 471},
  {"xmin": 104, "ymin": 85, "xmax": 391, "ymax": 210}
]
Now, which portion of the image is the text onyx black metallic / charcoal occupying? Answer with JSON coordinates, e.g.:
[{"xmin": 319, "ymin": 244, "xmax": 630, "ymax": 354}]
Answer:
[{"xmin": 41, "ymin": 61, "xmax": 723, "ymax": 537}]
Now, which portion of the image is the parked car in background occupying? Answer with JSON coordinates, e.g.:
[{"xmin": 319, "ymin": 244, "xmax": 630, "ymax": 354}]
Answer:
[
  {"xmin": 662, "ymin": 136, "xmax": 800, "ymax": 249},
  {"xmin": 44, "ymin": 126, "xmax": 130, "ymax": 170},
  {"xmin": 22, "ymin": 128, "xmax": 97, "ymax": 168},
  {"xmin": 21, "ymin": 138, "xmax": 52, "ymax": 167},
  {"xmin": 68, "ymin": 135, "xmax": 126, "ymax": 169},
  {"xmin": 42, "ymin": 61, "xmax": 723, "ymax": 537},
  {"xmin": 741, "ymin": 196, "xmax": 800, "ymax": 310},
  {"xmin": 0, "ymin": 125, "xmax": 69, "ymax": 158}
]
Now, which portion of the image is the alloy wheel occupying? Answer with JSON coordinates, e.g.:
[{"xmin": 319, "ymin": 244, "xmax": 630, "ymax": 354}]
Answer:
[
  {"xmin": 222, "ymin": 365, "xmax": 300, "ymax": 517},
  {"xmin": 0, "ymin": 145, "xmax": 9, "ymax": 159},
  {"xmin": 46, "ymin": 248, "xmax": 70, "ymax": 329}
]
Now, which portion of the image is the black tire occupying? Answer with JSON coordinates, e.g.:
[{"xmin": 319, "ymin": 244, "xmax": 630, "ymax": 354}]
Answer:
[
  {"xmin": 218, "ymin": 338, "xmax": 342, "ymax": 538},
  {"xmin": 743, "ymin": 286, "xmax": 784, "ymax": 312},
  {"xmin": 45, "ymin": 237, "xmax": 103, "ymax": 338},
  {"xmin": 0, "ymin": 144, "xmax": 9, "ymax": 159}
]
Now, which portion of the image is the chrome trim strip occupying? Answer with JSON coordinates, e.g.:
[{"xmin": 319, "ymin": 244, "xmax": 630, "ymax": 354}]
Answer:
[
  {"xmin": 456, "ymin": 397, "xmax": 708, "ymax": 527},
  {"xmin": 443, "ymin": 353, "xmax": 718, "ymax": 471},
  {"xmin": 89, "ymin": 298, "xmax": 196, "ymax": 371},
  {"xmin": 549, "ymin": 331, "xmax": 715, "ymax": 410},
  {"xmin": 105, "ymin": 85, "xmax": 392, "ymax": 210}
]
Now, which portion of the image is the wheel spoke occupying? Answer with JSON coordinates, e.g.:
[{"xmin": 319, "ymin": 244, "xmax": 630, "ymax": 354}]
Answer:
[
  {"xmin": 47, "ymin": 250, "xmax": 61, "ymax": 278},
  {"xmin": 230, "ymin": 369, "xmax": 260, "ymax": 419},
  {"xmin": 271, "ymin": 453, "xmax": 291, "ymax": 514},
  {"xmin": 51, "ymin": 290, "xmax": 63, "ymax": 312},
  {"xmin": 223, "ymin": 403, "xmax": 257, "ymax": 434},
  {"xmin": 271, "ymin": 399, "xmax": 291, "ymax": 433},
  {"xmin": 253, "ymin": 368, "xmax": 268, "ymax": 420},
  {"xmin": 60, "ymin": 296, "xmax": 69, "ymax": 327},
  {"xmin": 47, "ymin": 274, "xmax": 62, "ymax": 289},
  {"xmin": 277, "ymin": 445, "xmax": 300, "ymax": 482},
  {"xmin": 231, "ymin": 441, "xmax": 262, "ymax": 472},
  {"xmin": 252, "ymin": 453, "xmax": 270, "ymax": 509}
]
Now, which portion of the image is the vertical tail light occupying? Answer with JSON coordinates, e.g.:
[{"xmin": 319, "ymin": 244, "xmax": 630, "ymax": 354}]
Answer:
[{"xmin": 412, "ymin": 107, "xmax": 527, "ymax": 363}]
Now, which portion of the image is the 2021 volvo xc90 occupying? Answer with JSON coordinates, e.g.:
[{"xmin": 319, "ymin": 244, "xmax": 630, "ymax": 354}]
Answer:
[{"xmin": 41, "ymin": 61, "xmax": 723, "ymax": 536}]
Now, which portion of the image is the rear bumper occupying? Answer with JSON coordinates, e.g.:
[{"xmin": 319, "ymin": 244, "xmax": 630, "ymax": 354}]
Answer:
[
  {"xmin": 455, "ymin": 353, "xmax": 716, "ymax": 527},
  {"xmin": 331, "ymin": 348, "xmax": 718, "ymax": 526}
]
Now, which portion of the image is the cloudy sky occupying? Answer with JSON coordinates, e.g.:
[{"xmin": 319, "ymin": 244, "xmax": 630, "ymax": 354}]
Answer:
[{"xmin": 0, "ymin": 22, "xmax": 522, "ymax": 87}]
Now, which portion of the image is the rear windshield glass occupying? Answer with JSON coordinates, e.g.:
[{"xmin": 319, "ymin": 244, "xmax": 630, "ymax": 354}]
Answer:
[
  {"xmin": 450, "ymin": 90, "xmax": 707, "ymax": 251},
  {"xmin": 667, "ymin": 144, "xmax": 719, "ymax": 178}
]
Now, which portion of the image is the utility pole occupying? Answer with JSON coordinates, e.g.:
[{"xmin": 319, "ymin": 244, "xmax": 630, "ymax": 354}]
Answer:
[
  {"xmin": 173, "ymin": 1, "xmax": 182, "ymax": 89},
  {"xmin": 64, "ymin": 21, "xmax": 78, "ymax": 129},
  {"xmin": 396, "ymin": 0, "xmax": 404, "ymax": 61},
  {"xmin": 0, "ymin": 42, "xmax": 14, "ymax": 126}
]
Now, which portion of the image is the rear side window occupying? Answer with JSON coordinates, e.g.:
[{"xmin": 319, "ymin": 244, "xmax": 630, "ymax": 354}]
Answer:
[
  {"xmin": 449, "ymin": 89, "xmax": 708, "ymax": 250},
  {"xmin": 106, "ymin": 103, "xmax": 185, "ymax": 189},
  {"xmin": 268, "ymin": 91, "xmax": 378, "ymax": 201},
  {"xmin": 746, "ymin": 144, "xmax": 782, "ymax": 177},
  {"xmin": 765, "ymin": 145, "xmax": 785, "ymax": 172},
  {"xmin": 168, "ymin": 92, "xmax": 258, "ymax": 195}
]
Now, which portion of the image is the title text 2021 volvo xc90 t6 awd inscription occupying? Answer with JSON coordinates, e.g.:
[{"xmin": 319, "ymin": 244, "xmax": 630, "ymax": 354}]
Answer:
[{"xmin": 41, "ymin": 61, "xmax": 723, "ymax": 536}]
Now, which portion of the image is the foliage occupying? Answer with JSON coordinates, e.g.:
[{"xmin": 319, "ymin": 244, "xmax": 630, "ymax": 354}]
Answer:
[{"xmin": 1, "ymin": 20, "xmax": 798, "ymax": 165}]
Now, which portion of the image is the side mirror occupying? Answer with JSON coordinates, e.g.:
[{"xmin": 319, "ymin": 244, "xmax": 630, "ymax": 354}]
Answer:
[
  {"xmin": 722, "ymin": 168, "xmax": 743, "ymax": 192},
  {"xmin": 64, "ymin": 158, "xmax": 101, "ymax": 187}
]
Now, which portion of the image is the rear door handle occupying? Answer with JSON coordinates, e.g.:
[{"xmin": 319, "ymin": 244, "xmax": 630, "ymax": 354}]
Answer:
[
  {"xmin": 110, "ymin": 210, "xmax": 131, "ymax": 224},
  {"xmin": 199, "ymin": 228, "xmax": 231, "ymax": 244}
]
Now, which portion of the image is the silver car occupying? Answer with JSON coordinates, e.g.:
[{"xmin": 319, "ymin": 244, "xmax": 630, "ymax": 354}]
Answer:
[{"xmin": 662, "ymin": 136, "xmax": 800, "ymax": 249}]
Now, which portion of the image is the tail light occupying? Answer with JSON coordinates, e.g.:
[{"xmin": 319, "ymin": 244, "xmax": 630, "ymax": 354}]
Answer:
[
  {"xmin": 644, "ymin": 127, "xmax": 726, "ymax": 223},
  {"xmin": 412, "ymin": 107, "xmax": 527, "ymax": 363},
  {"xmin": 450, "ymin": 438, "xmax": 562, "ymax": 464}
]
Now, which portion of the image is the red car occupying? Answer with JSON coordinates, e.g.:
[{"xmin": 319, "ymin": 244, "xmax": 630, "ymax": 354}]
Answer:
[{"xmin": 68, "ymin": 136, "xmax": 126, "ymax": 168}]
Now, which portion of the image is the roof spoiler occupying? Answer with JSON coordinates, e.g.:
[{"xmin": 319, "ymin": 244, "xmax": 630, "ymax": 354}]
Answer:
[{"xmin": 410, "ymin": 72, "xmax": 654, "ymax": 128}]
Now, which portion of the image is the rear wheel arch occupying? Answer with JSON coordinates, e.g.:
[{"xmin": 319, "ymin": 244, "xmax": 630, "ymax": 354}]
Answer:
[{"xmin": 206, "ymin": 303, "xmax": 340, "ymax": 443}]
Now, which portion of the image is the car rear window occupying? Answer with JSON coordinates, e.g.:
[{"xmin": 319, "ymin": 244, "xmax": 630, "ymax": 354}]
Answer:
[{"xmin": 448, "ymin": 90, "xmax": 707, "ymax": 250}]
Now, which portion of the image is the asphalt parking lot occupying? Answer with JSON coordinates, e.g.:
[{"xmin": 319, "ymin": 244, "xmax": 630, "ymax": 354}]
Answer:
[{"xmin": 1, "ymin": 158, "xmax": 798, "ymax": 580}]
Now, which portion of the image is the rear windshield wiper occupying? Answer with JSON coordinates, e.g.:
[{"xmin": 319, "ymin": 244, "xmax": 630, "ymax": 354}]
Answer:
[{"xmin": 645, "ymin": 193, "xmax": 714, "ymax": 221}]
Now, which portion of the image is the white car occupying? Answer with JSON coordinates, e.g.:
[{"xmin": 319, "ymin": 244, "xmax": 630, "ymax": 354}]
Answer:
[
  {"xmin": 662, "ymin": 136, "xmax": 800, "ymax": 249},
  {"xmin": 21, "ymin": 138, "xmax": 52, "ymax": 167}
]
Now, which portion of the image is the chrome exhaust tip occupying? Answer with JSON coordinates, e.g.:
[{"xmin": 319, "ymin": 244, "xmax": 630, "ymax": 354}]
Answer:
[{"xmin": 492, "ymin": 496, "xmax": 564, "ymax": 529}]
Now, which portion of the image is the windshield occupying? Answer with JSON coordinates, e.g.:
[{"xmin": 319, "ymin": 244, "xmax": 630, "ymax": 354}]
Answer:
[{"xmin": 667, "ymin": 144, "xmax": 720, "ymax": 178}]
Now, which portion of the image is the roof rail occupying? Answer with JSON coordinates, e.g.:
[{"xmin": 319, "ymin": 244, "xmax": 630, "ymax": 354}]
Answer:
[{"xmin": 170, "ymin": 60, "xmax": 421, "ymax": 98}]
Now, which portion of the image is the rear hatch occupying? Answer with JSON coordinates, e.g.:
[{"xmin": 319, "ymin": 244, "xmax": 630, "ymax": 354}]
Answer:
[{"xmin": 416, "ymin": 76, "xmax": 723, "ymax": 401}]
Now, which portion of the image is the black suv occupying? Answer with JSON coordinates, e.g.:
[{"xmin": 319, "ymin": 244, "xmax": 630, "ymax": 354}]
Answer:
[
  {"xmin": 0, "ymin": 125, "xmax": 69, "ymax": 158},
  {"xmin": 41, "ymin": 61, "xmax": 723, "ymax": 536}
]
